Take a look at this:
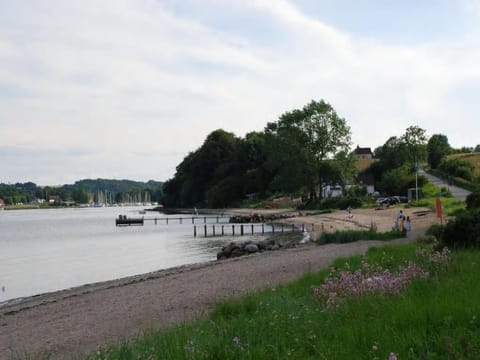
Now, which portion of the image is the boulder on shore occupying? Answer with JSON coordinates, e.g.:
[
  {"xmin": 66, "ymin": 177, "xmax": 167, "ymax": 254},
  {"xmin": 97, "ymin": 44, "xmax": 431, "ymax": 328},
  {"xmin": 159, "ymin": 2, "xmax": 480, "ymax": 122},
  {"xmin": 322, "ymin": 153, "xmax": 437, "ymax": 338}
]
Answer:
[{"xmin": 216, "ymin": 232, "xmax": 302, "ymax": 260}]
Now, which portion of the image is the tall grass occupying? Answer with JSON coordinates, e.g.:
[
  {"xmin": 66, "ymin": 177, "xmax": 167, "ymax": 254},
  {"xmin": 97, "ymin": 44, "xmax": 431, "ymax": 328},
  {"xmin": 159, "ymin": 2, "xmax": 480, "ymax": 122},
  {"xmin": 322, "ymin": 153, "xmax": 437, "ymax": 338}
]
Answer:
[
  {"xmin": 412, "ymin": 181, "xmax": 466, "ymax": 216},
  {"xmin": 90, "ymin": 244, "xmax": 480, "ymax": 359},
  {"xmin": 317, "ymin": 229, "xmax": 402, "ymax": 244}
]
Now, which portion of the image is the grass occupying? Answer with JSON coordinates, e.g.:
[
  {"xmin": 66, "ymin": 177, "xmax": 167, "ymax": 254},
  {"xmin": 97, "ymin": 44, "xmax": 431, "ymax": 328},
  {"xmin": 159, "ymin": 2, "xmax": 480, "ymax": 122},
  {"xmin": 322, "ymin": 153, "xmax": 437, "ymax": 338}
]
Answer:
[
  {"xmin": 316, "ymin": 229, "xmax": 402, "ymax": 244},
  {"xmin": 88, "ymin": 244, "xmax": 480, "ymax": 360},
  {"xmin": 410, "ymin": 181, "xmax": 466, "ymax": 216}
]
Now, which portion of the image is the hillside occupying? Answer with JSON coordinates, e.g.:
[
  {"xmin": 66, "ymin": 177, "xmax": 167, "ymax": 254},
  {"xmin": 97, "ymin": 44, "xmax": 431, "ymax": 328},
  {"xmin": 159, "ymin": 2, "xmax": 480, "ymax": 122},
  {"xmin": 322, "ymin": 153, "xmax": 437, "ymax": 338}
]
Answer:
[{"xmin": 447, "ymin": 152, "xmax": 480, "ymax": 176}]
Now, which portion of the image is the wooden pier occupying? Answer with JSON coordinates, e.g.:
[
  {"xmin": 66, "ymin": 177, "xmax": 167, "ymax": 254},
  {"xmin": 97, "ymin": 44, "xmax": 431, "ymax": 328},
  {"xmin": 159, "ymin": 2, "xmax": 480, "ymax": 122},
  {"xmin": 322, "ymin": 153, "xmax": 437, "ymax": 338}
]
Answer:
[
  {"xmin": 115, "ymin": 215, "xmax": 231, "ymax": 227},
  {"xmin": 193, "ymin": 223, "xmax": 306, "ymax": 237},
  {"xmin": 115, "ymin": 215, "xmax": 144, "ymax": 226},
  {"xmin": 144, "ymin": 215, "xmax": 231, "ymax": 225},
  {"xmin": 115, "ymin": 215, "xmax": 308, "ymax": 238}
]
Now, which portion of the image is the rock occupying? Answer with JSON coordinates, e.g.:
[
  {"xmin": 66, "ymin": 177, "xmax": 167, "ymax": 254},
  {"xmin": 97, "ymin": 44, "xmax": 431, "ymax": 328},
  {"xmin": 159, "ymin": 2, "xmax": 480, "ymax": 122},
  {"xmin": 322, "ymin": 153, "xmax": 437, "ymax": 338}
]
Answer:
[
  {"xmin": 244, "ymin": 243, "xmax": 259, "ymax": 253},
  {"xmin": 231, "ymin": 247, "xmax": 245, "ymax": 258}
]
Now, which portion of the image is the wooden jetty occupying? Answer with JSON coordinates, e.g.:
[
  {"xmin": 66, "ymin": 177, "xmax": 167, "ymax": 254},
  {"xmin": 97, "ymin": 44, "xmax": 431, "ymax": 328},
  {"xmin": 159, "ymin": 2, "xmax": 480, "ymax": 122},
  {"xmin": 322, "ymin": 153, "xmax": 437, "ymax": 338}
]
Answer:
[
  {"xmin": 115, "ymin": 215, "xmax": 144, "ymax": 226},
  {"xmin": 144, "ymin": 215, "xmax": 231, "ymax": 225},
  {"xmin": 115, "ymin": 215, "xmax": 230, "ymax": 227},
  {"xmin": 194, "ymin": 223, "xmax": 306, "ymax": 237},
  {"xmin": 114, "ymin": 215, "xmax": 309, "ymax": 238}
]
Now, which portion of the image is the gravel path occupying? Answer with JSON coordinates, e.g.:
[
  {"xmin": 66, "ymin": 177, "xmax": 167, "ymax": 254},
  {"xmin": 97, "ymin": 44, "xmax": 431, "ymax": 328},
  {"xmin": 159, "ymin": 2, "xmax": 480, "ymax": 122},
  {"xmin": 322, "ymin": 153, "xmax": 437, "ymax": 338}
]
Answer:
[{"xmin": 0, "ymin": 208, "xmax": 437, "ymax": 359}]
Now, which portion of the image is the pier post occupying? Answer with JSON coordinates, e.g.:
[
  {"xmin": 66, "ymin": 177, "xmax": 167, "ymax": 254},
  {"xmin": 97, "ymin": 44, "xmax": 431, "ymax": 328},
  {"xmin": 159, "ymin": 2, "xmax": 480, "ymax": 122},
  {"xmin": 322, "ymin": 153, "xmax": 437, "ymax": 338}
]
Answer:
[
  {"xmin": 222, "ymin": 225, "xmax": 224, "ymax": 236},
  {"xmin": 302, "ymin": 224, "xmax": 305, "ymax": 232},
  {"xmin": 272, "ymin": 225, "xmax": 275, "ymax": 233},
  {"xmin": 166, "ymin": 218, "xmax": 169, "ymax": 225},
  {"xmin": 212, "ymin": 225, "xmax": 215, "ymax": 236},
  {"xmin": 204, "ymin": 225, "xmax": 207, "ymax": 237},
  {"xmin": 194, "ymin": 225, "xmax": 197, "ymax": 237},
  {"xmin": 251, "ymin": 224, "xmax": 254, "ymax": 234},
  {"xmin": 281, "ymin": 223, "xmax": 284, "ymax": 232},
  {"xmin": 216, "ymin": 216, "xmax": 219, "ymax": 223},
  {"xmin": 155, "ymin": 219, "xmax": 157, "ymax": 225},
  {"xmin": 180, "ymin": 217, "xmax": 183, "ymax": 224},
  {"xmin": 204, "ymin": 216, "xmax": 206, "ymax": 224},
  {"xmin": 262, "ymin": 223, "xmax": 264, "ymax": 234},
  {"xmin": 232, "ymin": 225, "xmax": 235, "ymax": 235},
  {"xmin": 241, "ymin": 224, "xmax": 244, "ymax": 236},
  {"xmin": 192, "ymin": 217, "xmax": 194, "ymax": 224}
]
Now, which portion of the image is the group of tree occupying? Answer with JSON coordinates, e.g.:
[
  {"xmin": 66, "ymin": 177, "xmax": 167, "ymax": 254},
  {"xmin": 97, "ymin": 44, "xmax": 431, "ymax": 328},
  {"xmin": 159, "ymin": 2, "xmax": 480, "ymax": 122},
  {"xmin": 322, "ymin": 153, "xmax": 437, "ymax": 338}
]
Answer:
[
  {"xmin": 162, "ymin": 100, "xmax": 355, "ymax": 208},
  {"xmin": 362, "ymin": 125, "xmax": 428, "ymax": 196},
  {"xmin": 426, "ymin": 135, "xmax": 480, "ymax": 185},
  {"xmin": 366, "ymin": 128, "xmax": 480, "ymax": 196},
  {"xmin": 164, "ymin": 98, "xmax": 480, "ymax": 208},
  {"xmin": 0, "ymin": 179, "xmax": 163, "ymax": 206}
]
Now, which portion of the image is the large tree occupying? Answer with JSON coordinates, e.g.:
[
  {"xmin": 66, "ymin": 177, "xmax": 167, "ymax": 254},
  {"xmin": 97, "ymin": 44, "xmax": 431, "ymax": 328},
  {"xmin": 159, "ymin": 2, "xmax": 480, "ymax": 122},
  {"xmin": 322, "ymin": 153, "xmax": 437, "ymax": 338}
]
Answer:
[
  {"xmin": 427, "ymin": 134, "xmax": 451, "ymax": 169},
  {"xmin": 265, "ymin": 100, "xmax": 352, "ymax": 198},
  {"xmin": 402, "ymin": 125, "xmax": 427, "ymax": 169},
  {"xmin": 162, "ymin": 129, "xmax": 243, "ymax": 207}
]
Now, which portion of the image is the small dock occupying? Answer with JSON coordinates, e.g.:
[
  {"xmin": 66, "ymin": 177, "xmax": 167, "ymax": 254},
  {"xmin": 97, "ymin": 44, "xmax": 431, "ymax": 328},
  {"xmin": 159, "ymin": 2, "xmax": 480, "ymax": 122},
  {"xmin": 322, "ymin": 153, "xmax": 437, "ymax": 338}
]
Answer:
[
  {"xmin": 114, "ymin": 215, "xmax": 307, "ymax": 238},
  {"xmin": 115, "ymin": 215, "xmax": 231, "ymax": 227},
  {"xmin": 116, "ymin": 215, "xmax": 144, "ymax": 226},
  {"xmin": 193, "ymin": 223, "xmax": 306, "ymax": 237}
]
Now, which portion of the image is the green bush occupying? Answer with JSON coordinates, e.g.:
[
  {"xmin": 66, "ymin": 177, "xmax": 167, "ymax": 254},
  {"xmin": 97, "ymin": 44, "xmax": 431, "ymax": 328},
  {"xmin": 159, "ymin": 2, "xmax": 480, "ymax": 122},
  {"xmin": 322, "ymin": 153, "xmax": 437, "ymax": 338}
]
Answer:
[
  {"xmin": 304, "ymin": 196, "xmax": 363, "ymax": 210},
  {"xmin": 317, "ymin": 229, "xmax": 402, "ymax": 244},
  {"xmin": 425, "ymin": 223, "xmax": 445, "ymax": 241},
  {"xmin": 439, "ymin": 157, "xmax": 475, "ymax": 181},
  {"xmin": 441, "ymin": 208, "xmax": 480, "ymax": 249},
  {"xmin": 377, "ymin": 166, "xmax": 426, "ymax": 196},
  {"xmin": 466, "ymin": 191, "xmax": 480, "ymax": 210}
]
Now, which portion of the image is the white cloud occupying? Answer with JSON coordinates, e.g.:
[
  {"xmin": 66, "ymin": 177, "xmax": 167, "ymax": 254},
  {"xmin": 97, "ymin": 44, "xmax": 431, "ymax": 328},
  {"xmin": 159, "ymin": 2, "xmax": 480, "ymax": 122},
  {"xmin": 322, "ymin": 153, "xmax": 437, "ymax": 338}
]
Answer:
[{"xmin": 1, "ymin": 0, "xmax": 480, "ymax": 184}]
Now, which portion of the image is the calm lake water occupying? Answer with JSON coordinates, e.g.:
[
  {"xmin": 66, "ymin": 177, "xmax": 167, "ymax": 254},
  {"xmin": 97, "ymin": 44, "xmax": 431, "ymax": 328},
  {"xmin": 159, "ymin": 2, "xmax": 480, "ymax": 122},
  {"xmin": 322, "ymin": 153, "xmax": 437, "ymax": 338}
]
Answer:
[{"xmin": 0, "ymin": 207, "xmax": 264, "ymax": 304}]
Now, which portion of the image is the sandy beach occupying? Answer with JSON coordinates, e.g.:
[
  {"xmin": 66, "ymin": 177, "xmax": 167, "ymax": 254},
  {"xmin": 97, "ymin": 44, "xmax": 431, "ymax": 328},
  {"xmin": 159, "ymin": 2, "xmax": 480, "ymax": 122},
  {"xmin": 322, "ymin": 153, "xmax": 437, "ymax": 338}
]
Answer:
[{"xmin": 0, "ymin": 206, "xmax": 438, "ymax": 359}]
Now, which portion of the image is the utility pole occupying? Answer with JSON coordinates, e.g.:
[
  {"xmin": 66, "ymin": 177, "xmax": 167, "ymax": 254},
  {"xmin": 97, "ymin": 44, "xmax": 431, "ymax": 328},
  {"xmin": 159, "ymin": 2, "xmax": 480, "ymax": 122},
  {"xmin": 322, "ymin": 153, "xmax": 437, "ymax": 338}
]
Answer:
[{"xmin": 414, "ymin": 160, "xmax": 418, "ymax": 202}]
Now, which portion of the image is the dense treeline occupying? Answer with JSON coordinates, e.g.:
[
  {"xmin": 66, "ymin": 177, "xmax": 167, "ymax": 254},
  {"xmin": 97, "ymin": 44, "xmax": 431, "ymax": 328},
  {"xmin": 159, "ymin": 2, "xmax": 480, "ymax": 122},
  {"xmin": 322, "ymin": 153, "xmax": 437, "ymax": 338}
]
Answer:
[
  {"xmin": 163, "ymin": 98, "xmax": 480, "ymax": 209},
  {"xmin": 0, "ymin": 179, "xmax": 163, "ymax": 205},
  {"xmin": 163, "ymin": 100, "xmax": 354, "ymax": 208}
]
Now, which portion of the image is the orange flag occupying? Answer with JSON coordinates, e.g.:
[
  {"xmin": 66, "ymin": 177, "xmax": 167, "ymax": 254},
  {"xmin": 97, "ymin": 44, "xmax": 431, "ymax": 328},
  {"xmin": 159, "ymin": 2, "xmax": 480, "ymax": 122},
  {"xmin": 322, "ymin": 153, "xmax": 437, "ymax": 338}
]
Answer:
[{"xmin": 436, "ymin": 197, "xmax": 442, "ymax": 219}]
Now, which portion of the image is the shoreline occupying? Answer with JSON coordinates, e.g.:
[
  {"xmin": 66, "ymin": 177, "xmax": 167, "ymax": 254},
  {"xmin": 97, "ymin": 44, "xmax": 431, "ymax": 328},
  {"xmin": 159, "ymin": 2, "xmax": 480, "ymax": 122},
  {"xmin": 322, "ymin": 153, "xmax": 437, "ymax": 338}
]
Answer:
[
  {"xmin": 1, "ymin": 206, "xmax": 433, "ymax": 314},
  {"xmin": 0, "ymin": 259, "xmax": 218, "ymax": 314}
]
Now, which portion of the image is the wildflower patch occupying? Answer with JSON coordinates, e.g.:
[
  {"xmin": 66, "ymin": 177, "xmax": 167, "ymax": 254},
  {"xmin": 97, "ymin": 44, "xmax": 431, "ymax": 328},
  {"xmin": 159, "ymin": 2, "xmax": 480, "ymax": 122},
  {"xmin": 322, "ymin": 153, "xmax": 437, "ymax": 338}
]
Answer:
[{"xmin": 313, "ymin": 247, "xmax": 450, "ymax": 308}]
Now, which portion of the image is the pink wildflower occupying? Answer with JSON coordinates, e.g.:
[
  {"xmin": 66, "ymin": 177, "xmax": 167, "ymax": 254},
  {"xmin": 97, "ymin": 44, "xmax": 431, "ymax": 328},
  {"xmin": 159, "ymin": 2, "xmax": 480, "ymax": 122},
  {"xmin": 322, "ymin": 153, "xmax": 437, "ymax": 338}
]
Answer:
[{"xmin": 389, "ymin": 352, "xmax": 398, "ymax": 360}]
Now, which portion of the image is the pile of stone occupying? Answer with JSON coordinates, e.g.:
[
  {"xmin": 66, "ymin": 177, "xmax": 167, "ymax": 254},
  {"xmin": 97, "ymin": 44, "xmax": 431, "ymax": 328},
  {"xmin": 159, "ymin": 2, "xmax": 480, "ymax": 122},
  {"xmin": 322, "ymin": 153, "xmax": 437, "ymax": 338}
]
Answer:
[
  {"xmin": 228, "ymin": 212, "xmax": 297, "ymax": 224},
  {"xmin": 216, "ymin": 233, "xmax": 301, "ymax": 260}
]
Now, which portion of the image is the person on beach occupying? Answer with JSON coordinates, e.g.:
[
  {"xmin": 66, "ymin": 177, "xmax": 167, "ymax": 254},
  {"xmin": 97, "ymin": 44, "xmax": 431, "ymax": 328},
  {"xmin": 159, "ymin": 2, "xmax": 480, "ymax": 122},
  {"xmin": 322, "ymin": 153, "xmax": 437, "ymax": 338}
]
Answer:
[
  {"xmin": 395, "ymin": 210, "xmax": 403, "ymax": 230},
  {"xmin": 347, "ymin": 206, "xmax": 353, "ymax": 219},
  {"xmin": 406, "ymin": 216, "xmax": 412, "ymax": 232},
  {"xmin": 401, "ymin": 214, "xmax": 406, "ymax": 234}
]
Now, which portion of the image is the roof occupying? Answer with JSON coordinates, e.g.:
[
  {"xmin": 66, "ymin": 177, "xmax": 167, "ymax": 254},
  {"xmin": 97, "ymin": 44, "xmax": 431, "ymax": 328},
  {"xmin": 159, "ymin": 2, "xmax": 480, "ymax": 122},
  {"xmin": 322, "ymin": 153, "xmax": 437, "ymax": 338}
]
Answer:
[{"xmin": 354, "ymin": 146, "xmax": 373, "ymax": 155}]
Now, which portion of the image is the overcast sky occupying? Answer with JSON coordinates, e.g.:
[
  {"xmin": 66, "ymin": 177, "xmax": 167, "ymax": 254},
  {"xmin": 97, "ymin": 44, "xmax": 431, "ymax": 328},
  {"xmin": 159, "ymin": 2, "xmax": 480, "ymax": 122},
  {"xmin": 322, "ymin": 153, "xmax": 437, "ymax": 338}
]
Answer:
[{"xmin": 1, "ymin": 0, "xmax": 480, "ymax": 185}]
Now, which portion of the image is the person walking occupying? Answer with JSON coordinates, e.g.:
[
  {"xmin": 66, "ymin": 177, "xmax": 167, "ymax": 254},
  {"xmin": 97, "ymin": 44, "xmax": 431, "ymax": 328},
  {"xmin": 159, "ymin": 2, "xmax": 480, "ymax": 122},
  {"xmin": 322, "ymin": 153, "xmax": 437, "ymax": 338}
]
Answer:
[
  {"xmin": 406, "ymin": 216, "xmax": 412, "ymax": 232},
  {"xmin": 395, "ymin": 210, "xmax": 404, "ymax": 230}
]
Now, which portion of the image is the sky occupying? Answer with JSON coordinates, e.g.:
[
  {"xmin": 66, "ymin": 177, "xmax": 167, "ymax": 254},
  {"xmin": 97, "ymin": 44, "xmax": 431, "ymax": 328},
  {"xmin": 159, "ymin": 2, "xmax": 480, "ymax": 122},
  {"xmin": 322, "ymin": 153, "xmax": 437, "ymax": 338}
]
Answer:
[{"xmin": 1, "ymin": 0, "xmax": 480, "ymax": 185}]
